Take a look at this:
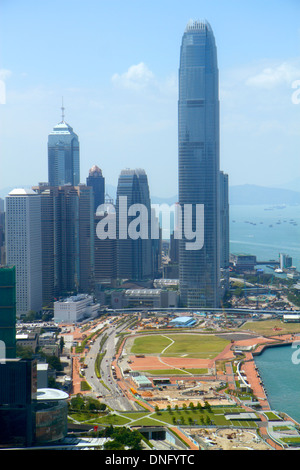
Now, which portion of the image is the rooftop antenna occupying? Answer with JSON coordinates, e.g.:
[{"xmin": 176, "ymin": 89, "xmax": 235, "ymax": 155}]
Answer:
[{"xmin": 61, "ymin": 97, "xmax": 65, "ymax": 122}]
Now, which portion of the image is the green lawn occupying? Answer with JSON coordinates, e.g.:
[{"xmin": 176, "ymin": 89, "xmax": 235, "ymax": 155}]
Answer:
[
  {"xmin": 131, "ymin": 335, "xmax": 172, "ymax": 355},
  {"xmin": 131, "ymin": 333, "xmax": 230, "ymax": 359},
  {"xmin": 68, "ymin": 406, "xmax": 260, "ymax": 429},
  {"xmin": 240, "ymin": 319, "xmax": 300, "ymax": 336}
]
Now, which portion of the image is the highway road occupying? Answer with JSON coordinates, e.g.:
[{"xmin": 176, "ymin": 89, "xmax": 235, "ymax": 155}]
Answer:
[{"xmin": 84, "ymin": 319, "xmax": 137, "ymax": 411}]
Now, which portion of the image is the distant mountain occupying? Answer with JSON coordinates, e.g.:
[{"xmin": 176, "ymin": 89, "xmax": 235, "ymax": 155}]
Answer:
[
  {"xmin": 229, "ymin": 184, "xmax": 300, "ymax": 205},
  {"xmin": 0, "ymin": 187, "xmax": 15, "ymax": 198},
  {"xmin": 1, "ymin": 183, "xmax": 300, "ymax": 207},
  {"xmin": 275, "ymin": 177, "xmax": 300, "ymax": 193}
]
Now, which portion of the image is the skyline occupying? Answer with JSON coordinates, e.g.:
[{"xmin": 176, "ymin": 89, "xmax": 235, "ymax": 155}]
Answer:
[{"xmin": 1, "ymin": 0, "xmax": 300, "ymax": 198}]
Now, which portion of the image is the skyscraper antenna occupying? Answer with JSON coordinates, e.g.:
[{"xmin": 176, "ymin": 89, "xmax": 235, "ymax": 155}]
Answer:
[{"xmin": 61, "ymin": 97, "xmax": 65, "ymax": 122}]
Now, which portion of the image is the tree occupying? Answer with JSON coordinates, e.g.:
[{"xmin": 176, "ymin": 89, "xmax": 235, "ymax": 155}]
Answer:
[
  {"xmin": 59, "ymin": 336, "xmax": 65, "ymax": 353},
  {"xmin": 204, "ymin": 401, "xmax": 211, "ymax": 412},
  {"xmin": 46, "ymin": 354, "xmax": 63, "ymax": 372},
  {"xmin": 70, "ymin": 394, "xmax": 85, "ymax": 410}
]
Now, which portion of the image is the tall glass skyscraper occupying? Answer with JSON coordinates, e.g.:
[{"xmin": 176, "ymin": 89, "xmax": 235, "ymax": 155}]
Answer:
[
  {"xmin": 48, "ymin": 107, "xmax": 80, "ymax": 187},
  {"xmin": 178, "ymin": 20, "xmax": 220, "ymax": 308},
  {"xmin": 86, "ymin": 165, "xmax": 105, "ymax": 214},
  {"xmin": 116, "ymin": 169, "xmax": 153, "ymax": 281}
]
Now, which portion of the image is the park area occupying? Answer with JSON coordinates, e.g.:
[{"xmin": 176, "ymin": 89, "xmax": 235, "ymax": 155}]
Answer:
[
  {"xmin": 122, "ymin": 332, "xmax": 234, "ymax": 375},
  {"xmin": 240, "ymin": 319, "xmax": 300, "ymax": 336},
  {"xmin": 129, "ymin": 333, "xmax": 230, "ymax": 359}
]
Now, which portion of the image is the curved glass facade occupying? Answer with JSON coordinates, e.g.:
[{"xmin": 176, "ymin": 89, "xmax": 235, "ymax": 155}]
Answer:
[
  {"xmin": 35, "ymin": 399, "xmax": 68, "ymax": 443},
  {"xmin": 178, "ymin": 20, "xmax": 220, "ymax": 308}
]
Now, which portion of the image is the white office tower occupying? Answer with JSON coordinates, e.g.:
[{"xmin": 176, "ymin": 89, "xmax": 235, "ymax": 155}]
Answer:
[{"xmin": 5, "ymin": 189, "xmax": 42, "ymax": 316}]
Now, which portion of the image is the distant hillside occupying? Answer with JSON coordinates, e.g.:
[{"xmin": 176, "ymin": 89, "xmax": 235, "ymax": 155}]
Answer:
[
  {"xmin": 229, "ymin": 184, "xmax": 300, "ymax": 205},
  {"xmin": 1, "ymin": 183, "xmax": 300, "ymax": 207}
]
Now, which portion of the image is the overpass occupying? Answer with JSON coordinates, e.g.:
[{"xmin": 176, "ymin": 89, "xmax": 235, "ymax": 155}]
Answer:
[{"xmin": 104, "ymin": 306, "xmax": 299, "ymax": 317}]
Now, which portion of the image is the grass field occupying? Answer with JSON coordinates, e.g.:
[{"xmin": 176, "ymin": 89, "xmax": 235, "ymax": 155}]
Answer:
[
  {"xmin": 130, "ymin": 333, "xmax": 230, "ymax": 359},
  {"xmin": 69, "ymin": 406, "xmax": 259, "ymax": 429},
  {"xmin": 240, "ymin": 319, "xmax": 300, "ymax": 336}
]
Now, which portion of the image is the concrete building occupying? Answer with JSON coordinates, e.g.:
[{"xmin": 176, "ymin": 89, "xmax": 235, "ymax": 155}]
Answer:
[
  {"xmin": 5, "ymin": 189, "xmax": 42, "ymax": 316},
  {"xmin": 280, "ymin": 253, "xmax": 293, "ymax": 270},
  {"xmin": 110, "ymin": 288, "xmax": 178, "ymax": 309},
  {"xmin": 16, "ymin": 331, "xmax": 39, "ymax": 352},
  {"xmin": 53, "ymin": 294, "xmax": 100, "ymax": 323},
  {"xmin": 231, "ymin": 254, "xmax": 257, "ymax": 273},
  {"xmin": 37, "ymin": 363, "xmax": 49, "ymax": 388}
]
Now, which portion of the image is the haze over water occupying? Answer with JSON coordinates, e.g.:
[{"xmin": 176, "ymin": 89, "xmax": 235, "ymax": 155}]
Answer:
[
  {"xmin": 230, "ymin": 204, "xmax": 300, "ymax": 271},
  {"xmin": 230, "ymin": 204, "xmax": 300, "ymax": 422}
]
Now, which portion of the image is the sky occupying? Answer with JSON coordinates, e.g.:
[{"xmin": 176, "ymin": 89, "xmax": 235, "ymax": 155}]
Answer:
[{"xmin": 1, "ymin": 0, "xmax": 300, "ymax": 198}]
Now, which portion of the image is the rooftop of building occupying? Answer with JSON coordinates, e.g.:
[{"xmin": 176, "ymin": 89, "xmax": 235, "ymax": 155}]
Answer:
[
  {"xmin": 89, "ymin": 165, "xmax": 103, "ymax": 176},
  {"xmin": 35, "ymin": 388, "xmax": 69, "ymax": 401},
  {"xmin": 170, "ymin": 316, "xmax": 195, "ymax": 324},
  {"xmin": 8, "ymin": 188, "xmax": 38, "ymax": 196},
  {"xmin": 49, "ymin": 120, "xmax": 75, "ymax": 134},
  {"xmin": 56, "ymin": 293, "xmax": 94, "ymax": 303},
  {"xmin": 125, "ymin": 289, "xmax": 162, "ymax": 296},
  {"xmin": 185, "ymin": 19, "xmax": 212, "ymax": 33}
]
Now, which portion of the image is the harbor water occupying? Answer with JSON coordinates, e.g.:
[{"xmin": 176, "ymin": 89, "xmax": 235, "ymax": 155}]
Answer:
[
  {"xmin": 254, "ymin": 344, "xmax": 300, "ymax": 423},
  {"xmin": 230, "ymin": 204, "xmax": 300, "ymax": 271},
  {"xmin": 230, "ymin": 204, "xmax": 300, "ymax": 422}
]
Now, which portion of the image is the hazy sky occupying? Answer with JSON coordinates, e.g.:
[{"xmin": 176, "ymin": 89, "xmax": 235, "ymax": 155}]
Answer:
[{"xmin": 1, "ymin": 0, "xmax": 300, "ymax": 198}]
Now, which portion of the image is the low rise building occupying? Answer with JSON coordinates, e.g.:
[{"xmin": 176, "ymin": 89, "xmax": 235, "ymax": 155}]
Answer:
[
  {"xmin": 111, "ymin": 288, "xmax": 178, "ymax": 309},
  {"xmin": 169, "ymin": 316, "xmax": 196, "ymax": 328},
  {"xmin": 16, "ymin": 331, "xmax": 38, "ymax": 352},
  {"xmin": 53, "ymin": 294, "xmax": 100, "ymax": 323}
]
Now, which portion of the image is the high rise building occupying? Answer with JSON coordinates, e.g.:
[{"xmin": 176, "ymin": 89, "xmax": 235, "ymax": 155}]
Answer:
[
  {"xmin": 94, "ymin": 209, "xmax": 117, "ymax": 287},
  {"xmin": 86, "ymin": 165, "xmax": 105, "ymax": 214},
  {"xmin": 5, "ymin": 189, "xmax": 42, "ymax": 316},
  {"xmin": 219, "ymin": 171, "xmax": 230, "ymax": 294},
  {"xmin": 33, "ymin": 184, "xmax": 94, "ymax": 303},
  {"xmin": 178, "ymin": 20, "xmax": 220, "ymax": 308},
  {"xmin": 0, "ymin": 198, "xmax": 5, "ymax": 264},
  {"xmin": 0, "ymin": 358, "xmax": 37, "ymax": 446},
  {"xmin": 116, "ymin": 169, "xmax": 153, "ymax": 281},
  {"xmin": 48, "ymin": 105, "xmax": 80, "ymax": 187},
  {"xmin": 219, "ymin": 171, "xmax": 229, "ymax": 271},
  {"xmin": 0, "ymin": 265, "xmax": 16, "ymax": 359}
]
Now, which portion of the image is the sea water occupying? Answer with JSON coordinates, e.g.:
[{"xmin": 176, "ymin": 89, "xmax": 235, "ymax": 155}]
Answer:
[
  {"xmin": 254, "ymin": 344, "xmax": 300, "ymax": 423},
  {"xmin": 230, "ymin": 204, "xmax": 300, "ymax": 422},
  {"xmin": 230, "ymin": 204, "xmax": 300, "ymax": 270}
]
